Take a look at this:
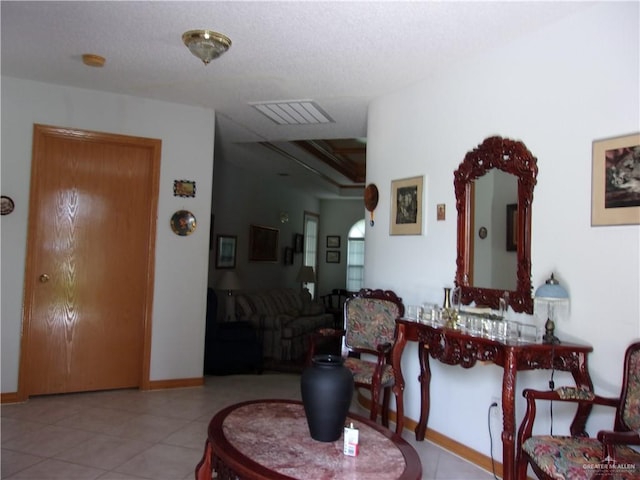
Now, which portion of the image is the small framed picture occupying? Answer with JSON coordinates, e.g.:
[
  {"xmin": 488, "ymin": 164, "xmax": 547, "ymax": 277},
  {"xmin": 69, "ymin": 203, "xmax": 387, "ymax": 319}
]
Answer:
[
  {"xmin": 326, "ymin": 235, "xmax": 340, "ymax": 248},
  {"xmin": 216, "ymin": 235, "xmax": 237, "ymax": 269},
  {"xmin": 174, "ymin": 180, "xmax": 196, "ymax": 198},
  {"xmin": 591, "ymin": 133, "xmax": 640, "ymax": 226},
  {"xmin": 326, "ymin": 251, "xmax": 340, "ymax": 263},
  {"xmin": 390, "ymin": 175, "xmax": 424, "ymax": 235},
  {"xmin": 294, "ymin": 233, "xmax": 304, "ymax": 253},
  {"xmin": 283, "ymin": 247, "xmax": 294, "ymax": 265}
]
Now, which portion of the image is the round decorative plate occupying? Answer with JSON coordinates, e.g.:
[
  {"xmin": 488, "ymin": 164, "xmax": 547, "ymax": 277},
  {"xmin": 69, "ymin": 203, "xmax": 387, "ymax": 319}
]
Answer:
[
  {"xmin": 170, "ymin": 210, "xmax": 197, "ymax": 236},
  {"xmin": 1, "ymin": 196, "xmax": 15, "ymax": 215},
  {"xmin": 478, "ymin": 226, "xmax": 488, "ymax": 239}
]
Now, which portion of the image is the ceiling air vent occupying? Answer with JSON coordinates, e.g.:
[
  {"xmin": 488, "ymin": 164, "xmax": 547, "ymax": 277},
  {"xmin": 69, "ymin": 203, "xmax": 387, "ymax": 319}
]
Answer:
[{"xmin": 250, "ymin": 100, "xmax": 334, "ymax": 125}]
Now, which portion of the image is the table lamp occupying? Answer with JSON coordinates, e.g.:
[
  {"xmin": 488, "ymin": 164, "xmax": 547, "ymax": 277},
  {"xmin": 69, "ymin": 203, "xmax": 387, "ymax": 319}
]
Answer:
[
  {"xmin": 218, "ymin": 270, "xmax": 241, "ymax": 321},
  {"xmin": 296, "ymin": 266, "xmax": 316, "ymax": 302},
  {"xmin": 534, "ymin": 273, "xmax": 569, "ymax": 344}
]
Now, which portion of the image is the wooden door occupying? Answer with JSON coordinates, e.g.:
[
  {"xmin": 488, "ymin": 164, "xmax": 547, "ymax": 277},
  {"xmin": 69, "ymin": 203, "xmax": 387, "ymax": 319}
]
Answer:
[{"xmin": 19, "ymin": 125, "xmax": 160, "ymax": 398}]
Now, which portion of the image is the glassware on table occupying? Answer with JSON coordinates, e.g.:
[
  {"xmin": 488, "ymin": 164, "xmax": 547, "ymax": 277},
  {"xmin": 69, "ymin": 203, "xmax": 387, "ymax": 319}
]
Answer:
[
  {"xmin": 406, "ymin": 305, "xmax": 423, "ymax": 321},
  {"xmin": 421, "ymin": 303, "xmax": 438, "ymax": 324},
  {"xmin": 466, "ymin": 316, "xmax": 483, "ymax": 335},
  {"xmin": 518, "ymin": 323, "xmax": 539, "ymax": 343},
  {"xmin": 451, "ymin": 286, "xmax": 462, "ymax": 314}
]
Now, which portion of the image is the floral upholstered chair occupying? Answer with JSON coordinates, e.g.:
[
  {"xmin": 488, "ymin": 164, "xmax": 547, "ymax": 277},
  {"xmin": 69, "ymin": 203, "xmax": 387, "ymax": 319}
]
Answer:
[
  {"xmin": 306, "ymin": 288, "xmax": 404, "ymax": 428},
  {"xmin": 516, "ymin": 341, "xmax": 640, "ymax": 480}
]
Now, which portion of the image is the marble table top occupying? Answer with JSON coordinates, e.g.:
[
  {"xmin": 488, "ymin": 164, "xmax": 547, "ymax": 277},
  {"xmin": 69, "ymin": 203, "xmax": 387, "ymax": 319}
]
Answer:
[{"xmin": 206, "ymin": 399, "xmax": 421, "ymax": 480}]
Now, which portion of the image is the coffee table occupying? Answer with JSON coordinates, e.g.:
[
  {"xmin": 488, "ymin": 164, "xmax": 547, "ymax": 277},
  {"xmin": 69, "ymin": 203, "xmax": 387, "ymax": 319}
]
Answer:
[{"xmin": 195, "ymin": 399, "xmax": 422, "ymax": 480}]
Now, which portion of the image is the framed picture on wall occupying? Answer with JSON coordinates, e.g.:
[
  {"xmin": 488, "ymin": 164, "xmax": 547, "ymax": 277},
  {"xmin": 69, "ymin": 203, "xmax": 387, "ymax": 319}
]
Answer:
[
  {"xmin": 326, "ymin": 251, "xmax": 340, "ymax": 263},
  {"xmin": 173, "ymin": 179, "xmax": 196, "ymax": 198},
  {"xmin": 591, "ymin": 133, "xmax": 640, "ymax": 226},
  {"xmin": 283, "ymin": 247, "xmax": 293, "ymax": 265},
  {"xmin": 326, "ymin": 235, "xmax": 340, "ymax": 248},
  {"xmin": 294, "ymin": 233, "xmax": 303, "ymax": 253},
  {"xmin": 249, "ymin": 224, "xmax": 279, "ymax": 262},
  {"xmin": 390, "ymin": 175, "xmax": 424, "ymax": 235},
  {"xmin": 216, "ymin": 235, "xmax": 237, "ymax": 269}
]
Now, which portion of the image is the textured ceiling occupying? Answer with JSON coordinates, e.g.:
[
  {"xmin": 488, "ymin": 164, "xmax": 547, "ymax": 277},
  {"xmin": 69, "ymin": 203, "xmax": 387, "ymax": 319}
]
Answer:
[{"xmin": 1, "ymin": 1, "xmax": 593, "ymax": 197}]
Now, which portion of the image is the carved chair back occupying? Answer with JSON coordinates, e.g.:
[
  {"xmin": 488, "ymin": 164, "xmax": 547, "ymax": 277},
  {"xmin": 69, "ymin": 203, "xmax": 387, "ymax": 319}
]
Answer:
[
  {"xmin": 344, "ymin": 288, "xmax": 404, "ymax": 355},
  {"xmin": 618, "ymin": 342, "xmax": 640, "ymax": 432}
]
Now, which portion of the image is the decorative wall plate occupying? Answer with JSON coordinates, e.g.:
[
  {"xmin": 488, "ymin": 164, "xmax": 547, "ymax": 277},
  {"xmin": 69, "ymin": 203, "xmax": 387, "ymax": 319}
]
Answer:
[
  {"xmin": 364, "ymin": 183, "xmax": 379, "ymax": 226},
  {"xmin": 1, "ymin": 196, "xmax": 15, "ymax": 215},
  {"xmin": 170, "ymin": 210, "xmax": 197, "ymax": 236}
]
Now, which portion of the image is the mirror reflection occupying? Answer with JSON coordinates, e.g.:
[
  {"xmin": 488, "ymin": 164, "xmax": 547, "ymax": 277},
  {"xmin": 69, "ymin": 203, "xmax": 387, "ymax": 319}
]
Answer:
[
  {"xmin": 472, "ymin": 170, "xmax": 517, "ymax": 291},
  {"xmin": 454, "ymin": 136, "xmax": 538, "ymax": 314}
]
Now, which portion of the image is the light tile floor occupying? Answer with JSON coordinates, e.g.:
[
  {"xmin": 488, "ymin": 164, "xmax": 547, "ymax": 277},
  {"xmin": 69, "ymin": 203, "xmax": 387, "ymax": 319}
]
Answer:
[{"xmin": 2, "ymin": 373, "xmax": 498, "ymax": 479}]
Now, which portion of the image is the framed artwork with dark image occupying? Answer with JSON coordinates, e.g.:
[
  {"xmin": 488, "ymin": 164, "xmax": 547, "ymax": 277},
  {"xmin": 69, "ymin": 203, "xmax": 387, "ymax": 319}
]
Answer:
[
  {"xmin": 294, "ymin": 233, "xmax": 304, "ymax": 253},
  {"xmin": 326, "ymin": 235, "xmax": 340, "ymax": 248},
  {"xmin": 326, "ymin": 251, "xmax": 340, "ymax": 263},
  {"xmin": 284, "ymin": 247, "xmax": 293, "ymax": 265},
  {"xmin": 390, "ymin": 175, "xmax": 424, "ymax": 235},
  {"xmin": 249, "ymin": 225, "xmax": 279, "ymax": 262},
  {"xmin": 506, "ymin": 203, "xmax": 517, "ymax": 251},
  {"xmin": 591, "ymin": 132, "xmax": 640, "ymax": 226},
  {"xmin": 216, "ymin": 235, "xmax": 237, "ymax": 269}
]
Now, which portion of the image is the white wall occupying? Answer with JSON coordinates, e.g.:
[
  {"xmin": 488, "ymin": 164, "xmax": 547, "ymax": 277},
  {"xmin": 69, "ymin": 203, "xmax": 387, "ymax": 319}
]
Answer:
[
  {"xmin": 1, "ymin": 78, "xmax": 215, "ymax": 391},
  {"xmin": 366, "ymin": 3, "xmax": 639, "ymax": 459}
]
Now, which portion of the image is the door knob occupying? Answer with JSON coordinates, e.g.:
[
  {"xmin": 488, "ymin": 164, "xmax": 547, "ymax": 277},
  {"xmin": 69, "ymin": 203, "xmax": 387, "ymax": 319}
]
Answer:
[{"xmin": 39, "ymin": 274, "xmax": 50, "ymax": 283}]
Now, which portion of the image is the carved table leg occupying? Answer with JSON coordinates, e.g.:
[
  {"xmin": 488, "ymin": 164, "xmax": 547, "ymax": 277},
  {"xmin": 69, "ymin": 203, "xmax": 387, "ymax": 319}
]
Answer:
[
  {"xmin": 194, "ymin": 439, "xmax": 212, "ymax": 480},
  {"xmin": 415, "ymin": 342, "xmax": 431, "ymax": 441},
  {"xmin": 391, "ymin": 324, "xmax": 407, "ymax": 435},
  {"xmin": 502, "ymin": 348, "xmax": 517, "ymax": 480}
]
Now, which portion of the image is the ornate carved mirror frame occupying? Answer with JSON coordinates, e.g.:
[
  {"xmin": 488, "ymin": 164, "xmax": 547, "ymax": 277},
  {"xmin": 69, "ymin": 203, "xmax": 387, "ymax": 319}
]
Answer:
[{"xmin": 454, "ymin": 136, "xmax": 538, "ymax": 314}]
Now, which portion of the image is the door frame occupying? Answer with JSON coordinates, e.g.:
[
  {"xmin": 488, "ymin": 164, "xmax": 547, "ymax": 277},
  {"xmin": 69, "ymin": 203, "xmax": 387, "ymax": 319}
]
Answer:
[{"xmin": 17, "ymin": 124, "xmax": 161, "ymax": 401}]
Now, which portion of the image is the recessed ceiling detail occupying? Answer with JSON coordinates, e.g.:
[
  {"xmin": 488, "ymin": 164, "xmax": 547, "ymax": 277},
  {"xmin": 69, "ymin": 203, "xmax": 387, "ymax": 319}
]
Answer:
[
  {"xmin": 250, "ymin": 100, "xmax": 334, "ymax": 125},
  {"xmin": 294, "ymin": 139, "xmax": 366, "ymax": 183}
]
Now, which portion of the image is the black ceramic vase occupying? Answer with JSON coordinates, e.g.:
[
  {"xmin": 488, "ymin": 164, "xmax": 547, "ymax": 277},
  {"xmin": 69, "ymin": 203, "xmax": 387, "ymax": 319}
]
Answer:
[{"xmin": 300, "ymin": 354, "xmax": 354, "ymax": 442}]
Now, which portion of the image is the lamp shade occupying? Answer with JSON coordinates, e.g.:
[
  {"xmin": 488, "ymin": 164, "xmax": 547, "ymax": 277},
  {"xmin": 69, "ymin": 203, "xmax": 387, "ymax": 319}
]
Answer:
[
  {"xmin": 296, "ymin": 266, "xmax": 316, "ymax": 283},
  {"xmin": 218, "ymin": 271, "xmax": 241, "ymax": 291},
  {"xmin": 534, "ymin": 273, "xmax": 568, "ymax": 299}
]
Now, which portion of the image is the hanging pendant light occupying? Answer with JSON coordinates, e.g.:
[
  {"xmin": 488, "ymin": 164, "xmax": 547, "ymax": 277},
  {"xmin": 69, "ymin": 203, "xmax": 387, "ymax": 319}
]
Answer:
[{"xmin": 182, "ymin": 29, "xmax": 231, "ymax": 65}]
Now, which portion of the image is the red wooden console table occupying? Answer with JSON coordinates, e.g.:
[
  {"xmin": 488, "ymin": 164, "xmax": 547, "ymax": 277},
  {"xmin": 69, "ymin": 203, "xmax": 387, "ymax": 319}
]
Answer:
[{"xmin": 391, "ymin": 318, "xmax": 593, "ymax": 480}]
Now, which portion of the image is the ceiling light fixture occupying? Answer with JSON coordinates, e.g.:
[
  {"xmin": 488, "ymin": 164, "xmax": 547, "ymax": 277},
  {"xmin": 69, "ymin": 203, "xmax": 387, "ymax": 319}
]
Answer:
[{"xmin": 182, "ymin": 29, "xmax": 232, "ymax": 65}]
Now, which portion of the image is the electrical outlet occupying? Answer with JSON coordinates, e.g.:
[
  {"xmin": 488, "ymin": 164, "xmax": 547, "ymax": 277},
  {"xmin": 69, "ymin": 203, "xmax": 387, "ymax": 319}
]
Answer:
[
  {"xmin": 490, "ymin": 396, "xmax": 501, "ymax": 419},
  {"xmin": 489, "ymin": 397, "xmax": 502, "ymax": 432}
]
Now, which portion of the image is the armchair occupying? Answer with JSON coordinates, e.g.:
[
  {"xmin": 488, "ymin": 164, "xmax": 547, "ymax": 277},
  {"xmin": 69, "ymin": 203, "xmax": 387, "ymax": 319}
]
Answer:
[
  {"xmin": 516, "ymin": 341, "xmax": 640, "ymax": 480},
  {"xmin": 307, "ymin": 288, "xmax": 404, "ymax": 428},
  {"xmin": 320, "ymin": 288, "xmax": 356, "ymax": 328}
]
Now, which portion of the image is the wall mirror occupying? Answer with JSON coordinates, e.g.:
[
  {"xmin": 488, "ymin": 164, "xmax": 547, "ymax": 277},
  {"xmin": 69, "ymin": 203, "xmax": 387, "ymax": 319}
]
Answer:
[{"xmin": 454, "ymin": 136, "xmax": 538, "ymax": 314}]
